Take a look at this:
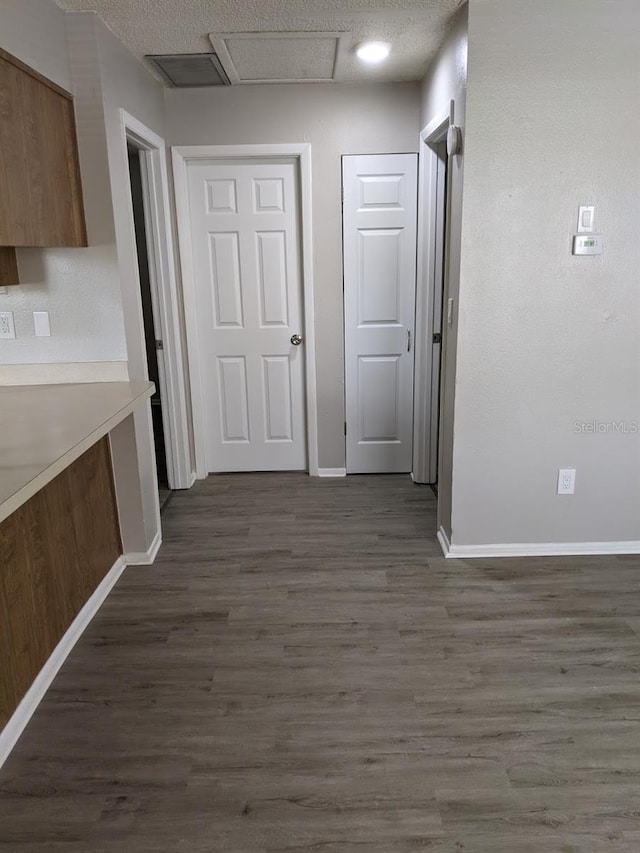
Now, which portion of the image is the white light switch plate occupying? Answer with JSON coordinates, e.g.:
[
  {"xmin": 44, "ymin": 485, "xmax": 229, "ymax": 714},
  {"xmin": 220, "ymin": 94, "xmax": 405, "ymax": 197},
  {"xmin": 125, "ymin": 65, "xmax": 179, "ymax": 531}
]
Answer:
[
  {"xmin": 577, "ymin": 205, "xmax": 595, "ymax": 233},
  {"xmin": 33, "ymin": 311, "xmax": 51, "ymax": 337}
]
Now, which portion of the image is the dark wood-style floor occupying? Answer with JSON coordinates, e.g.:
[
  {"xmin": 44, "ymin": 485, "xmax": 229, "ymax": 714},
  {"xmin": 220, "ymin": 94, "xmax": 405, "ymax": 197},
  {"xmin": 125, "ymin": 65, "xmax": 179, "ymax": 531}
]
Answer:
[{"xmin": 2, "ymin": 474, "xmax": 640, "ymax": 851}]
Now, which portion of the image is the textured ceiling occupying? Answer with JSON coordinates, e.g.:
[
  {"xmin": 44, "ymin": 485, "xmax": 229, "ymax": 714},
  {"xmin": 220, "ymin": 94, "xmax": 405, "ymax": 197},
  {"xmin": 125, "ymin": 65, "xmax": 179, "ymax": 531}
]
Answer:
[{"xmin": 55, "ymin": 0, "xmax": 462, "ymax": 85}]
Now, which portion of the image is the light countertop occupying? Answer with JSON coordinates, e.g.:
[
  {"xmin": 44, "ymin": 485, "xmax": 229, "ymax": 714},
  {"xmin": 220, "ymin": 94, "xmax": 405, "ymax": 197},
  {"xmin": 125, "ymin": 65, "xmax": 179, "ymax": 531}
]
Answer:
[{"xmin": 0, "ymin": 381, "xmax": 154, "ymax": 524}]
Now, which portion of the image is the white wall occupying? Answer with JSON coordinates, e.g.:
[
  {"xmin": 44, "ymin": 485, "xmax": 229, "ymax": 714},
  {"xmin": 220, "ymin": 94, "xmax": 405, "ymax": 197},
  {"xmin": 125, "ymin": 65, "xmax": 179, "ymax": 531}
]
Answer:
[
  {"xmin": 0, "ymin": 1, "xmax": 127, "ymax": 371},
  {"xmin": 420, "ymin": 5, "xmax": 467, "ymax": 130},
  {"xmin": 0, "ymin": 0, "xmax": 70, "ymax": 91},
  {"xmin": 0, "ymin": 1, "xmax": 166, "ymax": 554},
  {"xmin": 451, "ymin": 0, "xmax": 640, "ymax": 548},
  {"xmin": 165, "ymin": 82, "xmax": 420, "ymax": 470},
  {"xmin": 92, "ymin": 13, "xmax": 168, "ymax": 548},
  {"xmin": 419, "ymin": 5, "xmax": 468, "ymax": 537},
  {"xmin": 0, "ymin": 5, "xmax": 166, "ymax": 381},
  {"xmin": 95, "ymin": 15, "xmax": 166, "ymax": 381}
]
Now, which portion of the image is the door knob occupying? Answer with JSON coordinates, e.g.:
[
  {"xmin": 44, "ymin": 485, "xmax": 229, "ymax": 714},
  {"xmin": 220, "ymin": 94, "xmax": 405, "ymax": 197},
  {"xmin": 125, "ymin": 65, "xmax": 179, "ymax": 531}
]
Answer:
[{"xmin": 290, "ymin": 334, "xmax": 303, "ymax": 346}]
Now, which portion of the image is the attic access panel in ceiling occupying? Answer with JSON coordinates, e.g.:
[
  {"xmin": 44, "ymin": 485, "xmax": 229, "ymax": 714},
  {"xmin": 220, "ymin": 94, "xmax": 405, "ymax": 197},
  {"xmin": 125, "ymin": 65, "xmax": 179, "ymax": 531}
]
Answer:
[
  {"xmin": 147, "ymin": 53, "xmax": 230, "ymax": 87},
  {"xmin": 209, "ymin": 32, "xmax": 351, "ymax": 84}
]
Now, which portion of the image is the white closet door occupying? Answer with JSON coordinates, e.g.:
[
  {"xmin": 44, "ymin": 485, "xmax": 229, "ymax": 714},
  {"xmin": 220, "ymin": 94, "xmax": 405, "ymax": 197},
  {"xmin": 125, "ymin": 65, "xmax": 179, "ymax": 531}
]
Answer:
[{"xmin": 343, "ymin": 153, "xmax": 418, "ymax": 473}]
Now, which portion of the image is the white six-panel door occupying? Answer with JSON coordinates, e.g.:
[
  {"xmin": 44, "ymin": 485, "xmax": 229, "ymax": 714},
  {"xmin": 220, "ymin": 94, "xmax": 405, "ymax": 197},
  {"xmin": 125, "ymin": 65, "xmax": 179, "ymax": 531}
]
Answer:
[
  {"xmin": 343, "ymin": 154, "xmax": 418, "ymax": 474},
  {"xmin": 186, "ymin": 158, "xmax": 307, "ymax": 472}
]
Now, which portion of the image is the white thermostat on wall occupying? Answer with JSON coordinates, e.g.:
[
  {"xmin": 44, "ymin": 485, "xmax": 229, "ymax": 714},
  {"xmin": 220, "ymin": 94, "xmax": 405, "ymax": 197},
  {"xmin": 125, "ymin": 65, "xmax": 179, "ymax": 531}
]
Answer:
[
  {"xmin": 447, "ymin": 125, "xmax": 462, "ymax": 157},
  {"xmin": 573, "ymin": 234, "xmax": 604, "ymax": 256}
]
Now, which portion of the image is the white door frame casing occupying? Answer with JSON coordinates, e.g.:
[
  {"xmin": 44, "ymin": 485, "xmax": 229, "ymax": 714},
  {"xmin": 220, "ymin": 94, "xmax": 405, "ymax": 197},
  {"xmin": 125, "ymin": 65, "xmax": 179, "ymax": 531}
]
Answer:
[
  {"xmin": 172, "ymin": 144, "xmax": 319, "ymax": 478},
  {"xmin": 412, "ymin": 105, "xmax": 453, "ymax": 484},
  {"xmin": 120, "ymin": 110, "xmax": 193, "ymax": 490}
]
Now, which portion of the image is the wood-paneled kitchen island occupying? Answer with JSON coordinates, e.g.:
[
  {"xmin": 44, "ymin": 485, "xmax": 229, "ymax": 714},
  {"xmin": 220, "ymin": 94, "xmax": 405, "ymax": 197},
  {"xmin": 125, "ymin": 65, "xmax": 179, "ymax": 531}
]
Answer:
[{"xmin": 0, "ymin": 381, "xmax": 154, "ymax": 757}]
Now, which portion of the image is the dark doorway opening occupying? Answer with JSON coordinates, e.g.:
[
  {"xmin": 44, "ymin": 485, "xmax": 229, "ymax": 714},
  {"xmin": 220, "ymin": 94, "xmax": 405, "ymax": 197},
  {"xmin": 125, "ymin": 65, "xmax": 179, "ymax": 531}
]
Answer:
[{"xmin": 127, "ymin": 145, "xmax": 171, "ymax": 511}]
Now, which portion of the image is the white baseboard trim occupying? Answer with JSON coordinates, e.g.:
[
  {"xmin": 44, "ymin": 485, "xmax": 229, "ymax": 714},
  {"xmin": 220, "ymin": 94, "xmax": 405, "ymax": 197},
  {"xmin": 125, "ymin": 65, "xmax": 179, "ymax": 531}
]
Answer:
[
  {"xmin": 316, "ymin": 468, "xmax": 347, "ymax": 478},
  {"xmin": 411, "ymin": 472, "xmax": 431, "ymax": 485},
  {"xmin": 445, "ymin": 540, "xmax": 640, "ymax": 559},
  {"xmin": 124, "ymin": 530, "xmax": 162, "ymax": 565},
  {"xmin": 0, "ymin": 555, "xmax": 127, "ymax": 770},
  {"xmin": 171, "ymin": 470, "xmax": 196, "ymax": 490},
  {"xmin": 437, "ymin": 526, "xmax": 451, "ymax": 557}
]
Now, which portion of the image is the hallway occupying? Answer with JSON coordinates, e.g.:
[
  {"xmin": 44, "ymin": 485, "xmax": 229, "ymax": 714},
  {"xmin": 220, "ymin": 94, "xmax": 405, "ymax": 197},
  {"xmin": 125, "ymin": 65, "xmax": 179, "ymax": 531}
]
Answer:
[{"xmin": 1, "ymin": 474, "xmax": 640, "ymax": 850}]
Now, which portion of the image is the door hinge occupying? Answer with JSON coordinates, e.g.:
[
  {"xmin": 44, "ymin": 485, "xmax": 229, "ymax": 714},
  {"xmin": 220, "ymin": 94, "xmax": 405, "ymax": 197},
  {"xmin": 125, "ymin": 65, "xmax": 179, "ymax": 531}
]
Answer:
[
  {"xmin": 432, "ymin": 332, "xmax": 442, "ymax": 344},
  {"xmin": 155, "ymin": 339, "xmax": 164, "ymax": 350}
]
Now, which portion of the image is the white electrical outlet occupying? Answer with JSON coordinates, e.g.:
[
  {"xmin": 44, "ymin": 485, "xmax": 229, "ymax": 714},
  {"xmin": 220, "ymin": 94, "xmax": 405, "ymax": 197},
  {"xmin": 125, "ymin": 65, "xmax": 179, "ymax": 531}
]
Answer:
[
  {"xmin": 557, "ymin": 468, "xmax": 576, "ymax": 495},
  {"xmin": 0, "ymin": 311, "xmax": 16, "ymax": 339}
]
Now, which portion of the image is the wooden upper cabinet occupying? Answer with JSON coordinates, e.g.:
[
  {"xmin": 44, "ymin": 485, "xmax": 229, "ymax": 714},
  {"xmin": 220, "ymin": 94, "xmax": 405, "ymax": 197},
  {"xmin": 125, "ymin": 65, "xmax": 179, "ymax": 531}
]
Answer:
[{"xmin": 0, "ymin": 48, "xmax": 87, "ymax": 249}]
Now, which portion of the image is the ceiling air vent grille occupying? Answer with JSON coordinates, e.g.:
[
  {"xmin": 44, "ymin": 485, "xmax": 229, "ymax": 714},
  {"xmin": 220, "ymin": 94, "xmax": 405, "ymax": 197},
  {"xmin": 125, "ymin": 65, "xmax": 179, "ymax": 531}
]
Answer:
[
  {"xmin": 209, "ymin": 32, "xmax": 350, "ymax": 84},
  {"xmin": 146, "ymin": 53, "xmax": 230, "ymax": 87}
]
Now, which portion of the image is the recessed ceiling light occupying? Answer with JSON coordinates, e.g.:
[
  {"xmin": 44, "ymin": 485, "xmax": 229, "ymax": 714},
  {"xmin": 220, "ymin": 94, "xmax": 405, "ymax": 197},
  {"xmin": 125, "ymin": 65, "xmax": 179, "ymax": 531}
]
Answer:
[{"xmin": 355, "ymin": 41, "xmax": 391, "ymax": 65}]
